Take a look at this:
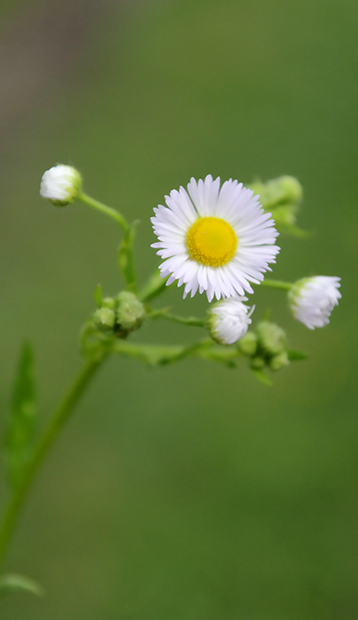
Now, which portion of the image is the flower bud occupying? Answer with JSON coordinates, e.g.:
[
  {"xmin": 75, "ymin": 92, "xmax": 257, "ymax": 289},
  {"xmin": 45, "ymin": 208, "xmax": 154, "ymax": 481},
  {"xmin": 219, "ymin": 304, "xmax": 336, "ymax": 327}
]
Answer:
[
  {"xmin": 269, "ymin": 204, "xmax": 297, "ymax": 227},
  {"xmin": 269, "ymin": 351, "xmax": 289, "ymax": 371},
  {"xmin": 289, "ymin": 276, "xmax": 341, "ymax": 329},
  {"xmin": 256, "ymin": 321, "xmax": 286, "ymax": 356},
  {"xmin": 102, "ymin": 297, "xmax": 115, "ymax": 310},
  {"xmin": 208, "ymin": 297, "xmax": 254, "ymax": 345},
  {"xmin": 238, "ymin": 331, "xmax": 258, "ymax": 356},
  {"xmin": 116, "ymin": 292, "xmax": 145, "ymax": 332},
  {"xmin": 93, "ymin": 307, "xmax": 116, "ymax": 331},
  {"xmin": 250, "ymin": 176, "xmax": 302, "ymax": 209},
  {"xmin": 276, "ymin": 176, "xmax": 303, "ymax": 204},
  {"xmin": 40, "ymin": 164, "xmax": 82, "ymax": 206},
  {"xmin": 250, "ymin": 356, "xmax": 265, "ymax": 370}
]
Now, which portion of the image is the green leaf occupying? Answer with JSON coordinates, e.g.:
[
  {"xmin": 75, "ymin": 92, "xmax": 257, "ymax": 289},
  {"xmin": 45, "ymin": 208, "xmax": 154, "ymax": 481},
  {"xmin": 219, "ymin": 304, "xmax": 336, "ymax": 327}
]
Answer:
[
  {"xmin": 94, "ymin": 284, "xmax": 103, "ymax": 308},
  {"xmin": 251, "ymin": 369, "xmax": 273, "ymax": 386},
  {"xmin": 0, "ymin": 573, "xmax": 44, "ymax": 599},
  {"xmin": 287, "ymin": 349, "xmax": 308, "ymax": 361},
  {"xmin": 5, "ymin": 342, "xmax": 37, "ymax": 488}
]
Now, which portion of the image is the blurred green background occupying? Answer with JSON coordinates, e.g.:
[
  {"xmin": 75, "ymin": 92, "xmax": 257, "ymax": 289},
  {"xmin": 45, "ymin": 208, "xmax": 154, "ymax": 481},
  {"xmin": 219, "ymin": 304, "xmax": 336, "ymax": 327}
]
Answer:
[{"xmin": 0, "ymin": 0, "xmax": 357, "ymax": 618}]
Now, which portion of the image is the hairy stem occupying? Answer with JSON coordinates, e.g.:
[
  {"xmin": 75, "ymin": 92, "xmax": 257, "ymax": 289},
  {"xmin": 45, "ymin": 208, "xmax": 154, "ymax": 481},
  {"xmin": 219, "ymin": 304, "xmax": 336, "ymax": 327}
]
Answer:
[
  {"xmin": 0, "ymin": 357, "xmax": 105, "ymax": 570},
  {"xmin": 156, "ymin": 312, "xmax": 206, "ymax": 327}
]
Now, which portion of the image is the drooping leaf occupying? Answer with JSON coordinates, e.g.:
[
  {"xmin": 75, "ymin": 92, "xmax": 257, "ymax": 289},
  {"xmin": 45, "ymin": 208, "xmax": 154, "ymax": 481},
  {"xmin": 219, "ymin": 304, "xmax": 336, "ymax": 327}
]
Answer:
[
  {"xmin": 5, "ymin": 342, "xmax": 37, "ymax": 488},
  {"xmin": 287, "ymin": 349, "xmax": 309, "ymax": 361},
  {"xmin": 0, "ymin": 573, "xmax": 44, "ymax": 599},
  {"xmin": 94, "ymin": 284, "xmax": 103, "ymax": 308},
  {"xmin": 251, "ymin": 368, "xmax": 273, "ymax": 387}
]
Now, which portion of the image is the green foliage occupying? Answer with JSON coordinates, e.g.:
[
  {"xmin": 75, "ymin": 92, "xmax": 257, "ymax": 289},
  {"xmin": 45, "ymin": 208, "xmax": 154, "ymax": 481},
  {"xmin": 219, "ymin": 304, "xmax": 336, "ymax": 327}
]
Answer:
[
  {"xmin": 287, "ymin": 349, "xmax": 309, "ymax": 361},
  {"xmin": 0, "ymin": 574, "xmax": 43, "ymax": 599},
  {"xmin": 94, "ymin": 284, "xmax": 103, "ymax": 309},
  {"xmin": 4, "ymin": 343, "xmax": 37, "ymax": 488},
  {"xmin": 251, "ymin": 368, "xmax": 273, "ymax": 386}
]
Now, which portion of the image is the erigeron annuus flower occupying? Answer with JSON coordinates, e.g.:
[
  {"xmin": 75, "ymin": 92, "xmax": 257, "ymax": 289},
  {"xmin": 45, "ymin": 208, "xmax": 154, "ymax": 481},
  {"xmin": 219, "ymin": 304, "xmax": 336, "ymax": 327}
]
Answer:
[
  {"xmin": 208, "ymin": 296, "xmax": 254, "ymax": 345},
  {"xmin": 151, "ymin": 175, "xmax": 280, "ymax": 302},
  {"xmin": 289, "ymin": 276, "xmax": 341, "ymax": 329},
  {"xmin": 40, "ymin": 164, "xmax": 82, "ymax": 206}
]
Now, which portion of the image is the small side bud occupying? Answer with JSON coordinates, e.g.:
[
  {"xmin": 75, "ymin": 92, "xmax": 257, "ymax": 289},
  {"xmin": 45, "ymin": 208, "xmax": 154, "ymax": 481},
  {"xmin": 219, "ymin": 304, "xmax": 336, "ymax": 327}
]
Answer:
[
  {"xmin": 93, "ymin": 308, "xmax": 116, "ymax": 331},
  {"xmin": 269, "ymin": 351, "xmax": 289, "ymax": 371},
  {"xmin": 116, "ymin": 292, "xmax": 145, "ymax": 332},
  {"xmin": 102, "ymin": 297, "xmax": 116, "ymax": 310},
  {"xmin": 250, "ymin": 356, "xmax": 265, "ymax": 370},
  {"xmin": 256, "ymin": 321, "xmax": 286, "ymax": 356},
  {"xmin": 269, "ymin": 204, "xmax": 297, "ymax": 227},
  {"xmin": 250, "ymin": 176, "xmax": 303, "ymax": 210},
  {"xmin": 238, "ymin": 331, "xmax": 258, "ymax": 356},
  {"xmin": 40, "ymin": 164, "xmax": 82, "ymax": 206},
  {"xmin": 276, "ymin": 176, "xmax": 303, "ymax": 204}
]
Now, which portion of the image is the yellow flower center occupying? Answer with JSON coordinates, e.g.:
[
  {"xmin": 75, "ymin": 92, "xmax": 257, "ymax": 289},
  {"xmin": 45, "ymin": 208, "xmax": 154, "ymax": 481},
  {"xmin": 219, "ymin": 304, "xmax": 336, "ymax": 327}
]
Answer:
[{"xmin": 186, "ymin": 217, "xmax": 238, "ymax": 267}]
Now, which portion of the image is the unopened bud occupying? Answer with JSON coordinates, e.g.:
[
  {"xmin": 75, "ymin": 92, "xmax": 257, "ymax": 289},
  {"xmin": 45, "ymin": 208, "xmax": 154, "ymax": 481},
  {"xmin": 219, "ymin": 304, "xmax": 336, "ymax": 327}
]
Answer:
[
  {"xmin": 40, "ymin": 164, "xmax": 82, "ymax": 206},
  {"xmin": 277, "ymin": 176, "xmax": 303, "ymax": 204},
  {"xmin": 269, "ymin": 204, "xmax": 297, "ymax": 227},
  {"xmin": 269, "ymin": 351, "xmax": 289, "ymax": 371},
  {"xmin": 256, "ymin": 321, "xmax": 286, "ymax": 356},
  {"xmin": 102, "ymin": 297, "xmax": 115, "ymax": 310},
  {"xmin": 208, "ymin": 297, "xmax": 253, "ymax": 345},
  {"xmin": 250, "ymin": 176, "xmax": 302, "ymax": 210},
  {"xmin": 93, "ymin": 307, "xmax": 116, "ymax": 331},
  {"xmin": 250, "ymin": 356, "xmax": 265, "ymax": 370},
  {"xmin": 238, "ymin": 331, "xmax": 258, "ymax": 356},
  {"xmin": 116, "ymin": 292, "xmax": 145, "ymax": 332}
]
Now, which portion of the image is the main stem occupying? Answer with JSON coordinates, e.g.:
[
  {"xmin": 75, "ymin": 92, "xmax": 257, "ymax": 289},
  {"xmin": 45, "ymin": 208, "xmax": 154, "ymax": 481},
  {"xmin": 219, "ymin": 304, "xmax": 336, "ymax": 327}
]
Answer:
[{"xmin": 0, "ymin": 357, "xmax": 105, "ymax": 570}]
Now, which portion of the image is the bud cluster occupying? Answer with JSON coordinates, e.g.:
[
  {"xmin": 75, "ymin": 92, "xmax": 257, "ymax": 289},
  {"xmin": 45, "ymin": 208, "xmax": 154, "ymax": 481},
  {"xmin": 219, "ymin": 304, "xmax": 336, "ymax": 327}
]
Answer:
[
  {"xmin": 239, "ymin": 321, "xmax": 289, "ymax": 372},
  {"xmin": 93, "ymin": 291, "xmax": 145, "ymax": 338},
  {"xmin": 249, "ymin": 176, "xmax": 303, "ymax": 233}
]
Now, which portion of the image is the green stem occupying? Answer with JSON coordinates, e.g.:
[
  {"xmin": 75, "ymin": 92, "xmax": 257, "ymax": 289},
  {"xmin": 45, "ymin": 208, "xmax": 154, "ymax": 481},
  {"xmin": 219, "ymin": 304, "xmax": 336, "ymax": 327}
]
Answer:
[
  {"xmin": 260, "ymin": 279, "xmax": 292, "ymax": 291},
  {"xmin": 139, "ymin": 272, "xmax": 169, "ymax": 303},
  {"xmin": 78, "ymin": 193, "xmax": 138, "ymax": 291},
  {"xmin": 78, "ymin": 193, "xmax": 129, "ymax": 232},
  {"xmin": 0, "ymin": 357, "xmax": 105, "ymax": 570},
  {"xmin": 118, "ymin": 224, "xmax": 138, "ymax": 293},
  {"xmin": 155, "ymin": 311, "xmax": 206, "ymax": 327}
]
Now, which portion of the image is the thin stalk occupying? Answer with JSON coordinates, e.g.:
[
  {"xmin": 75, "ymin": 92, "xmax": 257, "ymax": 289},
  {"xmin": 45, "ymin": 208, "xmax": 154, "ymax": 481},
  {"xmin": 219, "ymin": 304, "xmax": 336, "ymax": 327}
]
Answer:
[
  {"xmin": 78, "ymin": 193, "xmax": 128, "ymax": 232},
  {"xmin": 260, "ymin": 279, "xmax": 292, "ymax": 291},
  {"xmin": 78, "ymin": 193, "xmax": 137, "ymax": 291},
  {"xmin": 157, "ymin": 312, "xmax": 206, "ymax": 327},
  {"xmin": 0, "ymin": 357, "xmax": 105, "ymax": 570}
]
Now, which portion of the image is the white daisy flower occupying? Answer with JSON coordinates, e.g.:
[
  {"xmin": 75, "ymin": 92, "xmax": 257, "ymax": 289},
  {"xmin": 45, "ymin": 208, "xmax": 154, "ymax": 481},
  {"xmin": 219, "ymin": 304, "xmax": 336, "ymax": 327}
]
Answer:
[
  {"xmin": 289, "ymin": 276, "xmax": 341, "ymax": 329},
  {"xmin": 208, "ymin": 296, "xmax": 254, "ymax": 345},
  {"xmin": 151, "ymin": 175, "xmax": 280, "ymax": 302},
  {"xmin": 40, "ymin": 164, "xmax": 82, "ymax": 206}
]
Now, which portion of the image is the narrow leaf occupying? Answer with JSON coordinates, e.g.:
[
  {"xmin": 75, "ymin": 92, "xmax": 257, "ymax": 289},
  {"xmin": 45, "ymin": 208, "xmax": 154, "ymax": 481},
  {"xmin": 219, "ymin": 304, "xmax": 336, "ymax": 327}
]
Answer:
[
  {"xmin": 251, "ymin": 369, "xmax": 273, "ymax": 386},
  {"xmin": 0, "ymin": 573, "xmax": 44, "ymax": 599},
  {"xmin": 94, "ymin": 284, "xmax": 103, "ymax": 308},
  {"xmin": 287, "ymin": 349, "xmax": 308, "ymax": 361},
  {"xmin": 5, "ymin": 342, "xmax": 37, "ymax": 488}
]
